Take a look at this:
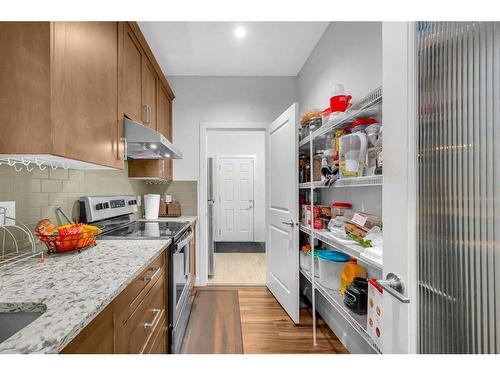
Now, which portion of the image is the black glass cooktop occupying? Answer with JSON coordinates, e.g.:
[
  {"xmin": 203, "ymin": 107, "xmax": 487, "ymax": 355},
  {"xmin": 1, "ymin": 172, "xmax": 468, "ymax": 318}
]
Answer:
[{"xmin": 100, "ymin": 221, "xmax": 189, "ymax": 240}]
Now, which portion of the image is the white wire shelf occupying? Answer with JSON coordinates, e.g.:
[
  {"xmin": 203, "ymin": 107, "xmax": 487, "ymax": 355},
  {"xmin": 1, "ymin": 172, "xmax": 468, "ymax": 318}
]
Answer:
[
  {"xmin": 299, "ymin": 224, "xmax": 383, "ymax": 271},
  {"xmin": 299, "ymin": 175, "xmax": 383, "ymax": 190},
  {"xmin": 298, "ymin": 86, "xmax": 382, "ymax": 149},
  {"xmin": 300, "ymin": 269, "xmax": 382, "ymax": 354}
]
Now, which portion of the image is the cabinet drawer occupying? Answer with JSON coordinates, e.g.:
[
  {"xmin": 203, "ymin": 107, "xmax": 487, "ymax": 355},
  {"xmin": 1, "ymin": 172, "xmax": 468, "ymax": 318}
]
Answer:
[
  {"xmin": 144, "ymin": 311, "xmax": 167, "ymax": 354},
  {"xmin": 114, "ymin": 252, "xmax": 165, "ymax": 325},
  {"xmin": 116, "ymin": 274, "xmax": 166, "ymax": 353}
]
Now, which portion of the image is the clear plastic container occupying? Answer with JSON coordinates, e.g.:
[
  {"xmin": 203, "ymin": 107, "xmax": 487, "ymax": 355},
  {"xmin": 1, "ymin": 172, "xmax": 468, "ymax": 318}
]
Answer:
[
  {"xmin": 339, "ymin": 132, "xmax": 368, "ymax": 177},
  {"xmin": 300, "ymin": 251, "xmax": 319, "ymax": 277},
  {"xmin": 318, "ymin": 257, "xmax": 347, "ymax": 290}
]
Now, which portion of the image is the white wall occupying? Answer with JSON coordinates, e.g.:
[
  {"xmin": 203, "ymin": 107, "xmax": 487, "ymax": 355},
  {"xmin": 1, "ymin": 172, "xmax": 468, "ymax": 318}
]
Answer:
[
  {"xmin": 297, "ymin": 22, "xmax": 382, "ymax": 111},
  {"xmin": 207, "ymin": 130, "xmax": 266, "ymax": 242},
  {"xmin": 169, "ymin": 76, "xmax": 298, "ymax": 181}
]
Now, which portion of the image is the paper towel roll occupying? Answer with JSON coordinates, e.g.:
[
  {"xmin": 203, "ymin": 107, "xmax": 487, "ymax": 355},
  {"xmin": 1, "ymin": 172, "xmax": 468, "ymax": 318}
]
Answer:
[{"xmin": 144, "ymin": 194, "xmax": 161, "ymax": 220}]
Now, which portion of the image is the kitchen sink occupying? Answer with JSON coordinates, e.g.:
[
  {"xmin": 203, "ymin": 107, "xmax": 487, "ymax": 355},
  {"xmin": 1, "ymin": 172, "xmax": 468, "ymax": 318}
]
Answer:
[{"xmin": 0, "ymin": 303, "xmax": 46, "ymax": 344}]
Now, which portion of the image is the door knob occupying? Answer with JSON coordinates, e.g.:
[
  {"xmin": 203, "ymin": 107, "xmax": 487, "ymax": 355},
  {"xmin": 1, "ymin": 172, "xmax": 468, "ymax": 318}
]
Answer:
[
  {"xmin": 282, "ymin": 220, "xmax": 295, "ymax": 226},
  {"xmin": 376, "ymin": 272, "xmax": 410, "ymax": 304}
]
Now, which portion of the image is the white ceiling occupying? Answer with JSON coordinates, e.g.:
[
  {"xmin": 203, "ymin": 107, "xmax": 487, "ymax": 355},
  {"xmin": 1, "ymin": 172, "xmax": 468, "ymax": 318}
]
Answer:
[{"xmin": 138, "ymin": 22, "xmax": 329, "ymax": 76}]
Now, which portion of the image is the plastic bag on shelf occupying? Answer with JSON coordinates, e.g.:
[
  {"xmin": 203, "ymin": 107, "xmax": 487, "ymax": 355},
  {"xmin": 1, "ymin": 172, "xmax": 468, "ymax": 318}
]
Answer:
[
  {"xmin": 362, "ymin": 226, "xmax": 383, "ymax": 264},
  {"xmin": 364, "ymin": 226, "xmax": 383, "ymax": 248}
]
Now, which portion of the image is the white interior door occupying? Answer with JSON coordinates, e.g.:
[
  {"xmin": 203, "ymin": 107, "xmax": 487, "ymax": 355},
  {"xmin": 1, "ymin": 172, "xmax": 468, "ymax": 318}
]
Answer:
[
  {"xmin": 381, "ymin": 22, "xmax": 417, "ymax": 354},
  {"xmin": 217, "ymin": 156, "xmax": 255, "ymax": 242},
  {"xmin": 266, "ymin": 103, "xmax": 299, "ymax": 324}
]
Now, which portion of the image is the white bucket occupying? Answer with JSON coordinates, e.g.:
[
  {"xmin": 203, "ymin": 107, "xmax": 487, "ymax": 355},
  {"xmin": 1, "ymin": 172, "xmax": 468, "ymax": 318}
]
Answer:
[
  {"xmin": 318, "ymin": 257, "xmax": 347, "ymax": 290},
  {"xmin": 144, "ymin": 194, "xmax": 161, "ymax": 220}
]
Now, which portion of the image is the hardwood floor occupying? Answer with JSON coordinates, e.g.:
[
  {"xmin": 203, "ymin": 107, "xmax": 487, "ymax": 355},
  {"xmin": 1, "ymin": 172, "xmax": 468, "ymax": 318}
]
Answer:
[
  {"xmin": 208, "ymin": 253, "xmax": 266, "ymax": 284},
  {"xmin": 183, "ymin": 286, "xmax": 348, "ymax": 354}
]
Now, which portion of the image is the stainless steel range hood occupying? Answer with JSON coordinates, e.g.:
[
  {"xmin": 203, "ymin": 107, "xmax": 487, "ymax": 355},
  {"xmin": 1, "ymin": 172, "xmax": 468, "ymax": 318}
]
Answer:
[{"xmin": 124, "ymin": 117, "xmax": 183, "ymax": 160}]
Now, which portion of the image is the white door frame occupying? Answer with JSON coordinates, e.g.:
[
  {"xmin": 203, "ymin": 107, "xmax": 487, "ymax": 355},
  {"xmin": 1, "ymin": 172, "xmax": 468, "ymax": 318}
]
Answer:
[
  {"xmin": 198, "ymin": 122, "xmax": 267, "ymax": 286},
  {"xmin": 382, "ymin": 21, "xmax": 418, "ymax": 354},
  {"xmin": 215, "ymin": 155, "xmax": 257, "ymax": 242}
]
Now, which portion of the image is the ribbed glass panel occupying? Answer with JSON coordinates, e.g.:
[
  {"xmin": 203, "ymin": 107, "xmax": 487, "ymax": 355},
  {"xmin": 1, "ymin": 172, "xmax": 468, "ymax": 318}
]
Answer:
[{"xmin": 417, "ymin": 21, "xmax": 500, "ymax": 354}]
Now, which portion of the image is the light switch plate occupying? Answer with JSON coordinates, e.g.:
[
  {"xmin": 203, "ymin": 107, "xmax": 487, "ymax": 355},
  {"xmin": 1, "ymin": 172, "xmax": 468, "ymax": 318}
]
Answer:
[{"xmin": 0, "ymin": 201, "xmax": 16, "ymax": 226}]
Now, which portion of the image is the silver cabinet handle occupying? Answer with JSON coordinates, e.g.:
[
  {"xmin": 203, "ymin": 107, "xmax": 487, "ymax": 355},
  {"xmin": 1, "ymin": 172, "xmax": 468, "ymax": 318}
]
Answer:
[
  {"xmin": 143, "ymin": 104, "xmax": 148, "ymax": 124},
  {"xmin": 282, "ymin": 220, "xmax": 295, "ymax": 226},
  {"xmin": 147, "ymin": 105, "xmax": 151, "ymax": 125},
  {"xmin": 377, "ymin": 272, "xmax": 410, "ymax": 304},
  {"xmin": 143, "ymin": 267, "xmax": 161, "ymax": 281},
  {"xmin": 144, "ymin": 308, "xmax": 161, "ymax": 329}
]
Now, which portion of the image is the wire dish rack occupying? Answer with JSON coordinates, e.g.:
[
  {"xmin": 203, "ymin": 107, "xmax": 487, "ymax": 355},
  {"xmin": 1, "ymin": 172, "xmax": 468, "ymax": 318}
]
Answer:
[{"xmin": 0, "ymin": 207, "xmax": 43, "ymax": 268}]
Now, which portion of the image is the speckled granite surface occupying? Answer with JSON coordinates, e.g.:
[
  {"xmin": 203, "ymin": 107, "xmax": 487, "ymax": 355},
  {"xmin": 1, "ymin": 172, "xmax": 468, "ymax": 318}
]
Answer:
[{"xmin": 0, "ymin": 239, "xmax": 170, "ymax": 354}]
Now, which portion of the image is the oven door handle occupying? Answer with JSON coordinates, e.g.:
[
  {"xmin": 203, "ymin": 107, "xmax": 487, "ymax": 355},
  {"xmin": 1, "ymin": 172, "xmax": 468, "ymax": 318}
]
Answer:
[{"xmin": 174, "ymin": 230, "xmax": 194, "ymax": 253}]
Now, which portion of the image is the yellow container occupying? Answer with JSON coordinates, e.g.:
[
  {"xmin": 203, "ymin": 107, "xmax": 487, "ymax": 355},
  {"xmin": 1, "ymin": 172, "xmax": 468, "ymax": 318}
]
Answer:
[{"xmin": 340, "ymin": 259, "xmax": 366, "ymax": 296}]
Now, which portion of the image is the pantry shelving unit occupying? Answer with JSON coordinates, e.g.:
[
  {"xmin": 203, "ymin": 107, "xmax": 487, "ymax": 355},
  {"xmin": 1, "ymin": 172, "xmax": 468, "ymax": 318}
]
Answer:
[
  {"xmin": 299, "ymin": 86, "xmax": 383, "ymax": 354},
  {"xmin": 299, "ymin": 175, "xmax": 383, "ymax": 189},
  {"xmin": 300, "ymin": 270, "xmax": 382, "ymax": 354},
  {"xmin": 299, "ymin": 224, "xmax": 382, "ymax": 271}
]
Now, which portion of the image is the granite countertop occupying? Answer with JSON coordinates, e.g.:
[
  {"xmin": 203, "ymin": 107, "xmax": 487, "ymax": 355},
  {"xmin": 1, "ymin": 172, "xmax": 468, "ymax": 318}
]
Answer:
[
  {"xmin": 139, "ymin": 216, "xmax": 197, "ymax": 225},
  {"xmin": 0, "ymin": 239, "xmax": 170, "ymax": 354}
]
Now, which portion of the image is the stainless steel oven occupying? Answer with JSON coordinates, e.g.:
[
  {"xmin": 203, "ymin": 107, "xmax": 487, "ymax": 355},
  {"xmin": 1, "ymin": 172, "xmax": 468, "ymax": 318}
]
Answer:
[
  {"xmin": 169, "ymin": 226, "xmax": 193, "ymax": 354},
  {"xmin": 79, "ymin": 195, "xmax": 194, "ymax": 354}
]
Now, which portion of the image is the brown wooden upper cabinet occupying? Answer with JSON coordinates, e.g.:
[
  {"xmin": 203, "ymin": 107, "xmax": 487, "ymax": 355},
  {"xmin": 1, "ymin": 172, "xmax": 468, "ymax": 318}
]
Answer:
[
  {"xmin": 0, "ymin": 22, "xmax": 123, "ymax": 169},
  {"xmin": 124, "ymin": 22, "xmax": 174, "ymax": 181},
  {"xmin": 121, "ymin": 23, "xmax": 144, "ymax": 125}
]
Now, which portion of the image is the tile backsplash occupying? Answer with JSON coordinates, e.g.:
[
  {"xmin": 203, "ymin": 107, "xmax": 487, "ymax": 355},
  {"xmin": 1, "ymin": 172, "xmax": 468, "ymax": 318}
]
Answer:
[
  {"xmin": 148, "ymin": 180, "xmax": 198, "ymax": 217},
  {"xmin": 0, "ymin": 164, "xmax": 149, "ymax": 230},
  {"xmin": 0, "ymin": 164, "xmax": 198, "ymax": 233}
]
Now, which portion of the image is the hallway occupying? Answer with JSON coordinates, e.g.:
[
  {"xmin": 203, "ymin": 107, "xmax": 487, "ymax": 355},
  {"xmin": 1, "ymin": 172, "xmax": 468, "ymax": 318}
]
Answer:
[{"xmin": 181, "ymin": 286, "xmax": 348, "ymax": 354}]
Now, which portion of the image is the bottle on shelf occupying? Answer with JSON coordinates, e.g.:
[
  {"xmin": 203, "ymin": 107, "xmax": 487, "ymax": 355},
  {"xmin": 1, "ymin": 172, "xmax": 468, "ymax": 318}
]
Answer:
[{"xmin": 340, "ymin": 259, "xmax": 367, "ymax": 296}]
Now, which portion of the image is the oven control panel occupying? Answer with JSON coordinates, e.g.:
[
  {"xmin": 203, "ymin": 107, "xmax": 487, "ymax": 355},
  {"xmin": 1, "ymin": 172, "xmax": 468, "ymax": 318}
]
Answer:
[{"xmin": 79, "ymin": 195, "xmax": 137, "ymax": 223}]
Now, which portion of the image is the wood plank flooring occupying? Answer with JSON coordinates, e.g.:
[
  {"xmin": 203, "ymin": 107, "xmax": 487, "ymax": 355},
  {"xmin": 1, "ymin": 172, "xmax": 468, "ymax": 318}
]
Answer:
[
  {"xmin": 208, "ymin": 253, "xmax": 266, "ymax": 284},
  {"xmin": 182, "ymin": 286, "xmax": 348, "ymax": 354},
  {"xmin": 181, "ymin": 290, "xmax": 243, "ymax": 354}
]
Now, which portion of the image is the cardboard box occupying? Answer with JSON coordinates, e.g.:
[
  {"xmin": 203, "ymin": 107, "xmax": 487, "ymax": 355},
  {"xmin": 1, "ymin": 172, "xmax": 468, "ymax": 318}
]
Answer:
[{"xmin": 367, "ymin": 278, "xmax": 383, "ymax": 350}]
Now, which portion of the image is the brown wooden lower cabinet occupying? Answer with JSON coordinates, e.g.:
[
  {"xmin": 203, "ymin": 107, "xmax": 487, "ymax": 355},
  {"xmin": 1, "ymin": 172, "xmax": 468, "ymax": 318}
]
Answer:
[
  {"xmin": 60, "ymin": 303, "xmax": 114, "ymax": 354},
  {"xmin": 61, "ymin": 252, "xmax": 169, "ymax": 354}
]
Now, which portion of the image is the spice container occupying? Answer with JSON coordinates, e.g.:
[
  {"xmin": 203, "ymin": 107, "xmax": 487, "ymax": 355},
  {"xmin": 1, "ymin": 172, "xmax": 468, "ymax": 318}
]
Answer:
[
  {"xmin": 308, "ymin": 114, "xmax": 322, "ymax": 132},
  {"xmin": 313, "ymin": 150, "xmax": 324, "ymax": 181},
  {"xmin": 299, "ymin": 155, "xmax": 309, "ymax": 183}
]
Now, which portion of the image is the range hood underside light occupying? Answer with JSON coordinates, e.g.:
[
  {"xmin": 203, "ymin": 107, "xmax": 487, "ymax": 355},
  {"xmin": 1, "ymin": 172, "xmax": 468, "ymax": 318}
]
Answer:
[{"xmin": 124, "ymin": 117, "xmax": 183, "ymax": 160}]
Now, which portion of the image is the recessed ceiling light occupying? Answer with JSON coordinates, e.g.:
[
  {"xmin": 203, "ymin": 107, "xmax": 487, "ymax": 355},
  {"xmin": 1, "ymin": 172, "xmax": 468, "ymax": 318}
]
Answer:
[
  {"xmin": 234, "ymin": 26, "xmax": 246, "ymax": 40},
  {"xmin": 149, "ymin": 143, "xmax": 157, "ymax": 150},
  {"xmin": 164, "ymin": 153, "xmax": 170, "ymax": 158}
]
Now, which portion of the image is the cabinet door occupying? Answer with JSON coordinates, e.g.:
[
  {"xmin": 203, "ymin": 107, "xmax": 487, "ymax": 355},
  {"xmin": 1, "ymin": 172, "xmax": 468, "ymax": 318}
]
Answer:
[
  {"xmin": 121, "ymin": 23, "xmax": 144, "ymax": 124},
  {"xmin": 52, "ymin": 22, "xmax": 122, "ymax": 169},
  {"xmin": 142, "ymin": 57, "xmax": 157, "ymax": 130},
  {"xmin": 157, "ymin": 84, "xmax": 171, "ymax": 139},
  {"xmin": 61, "ymin": 304, "xmax": 114, "ymax": 354},
  {"xmin": 157, "ymin": 84, "xmax": 173, "ymax": 180}
]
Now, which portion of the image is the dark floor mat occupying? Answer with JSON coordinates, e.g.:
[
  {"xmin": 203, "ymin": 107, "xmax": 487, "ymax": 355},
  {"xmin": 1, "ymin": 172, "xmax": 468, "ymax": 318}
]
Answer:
[
  {"xmin": 215, "ymin": 241, "xmax": 265, "ymax": 253},
  {"xmin": 181, "ymin": 290, "xmax": 243, "ymax": 354}
]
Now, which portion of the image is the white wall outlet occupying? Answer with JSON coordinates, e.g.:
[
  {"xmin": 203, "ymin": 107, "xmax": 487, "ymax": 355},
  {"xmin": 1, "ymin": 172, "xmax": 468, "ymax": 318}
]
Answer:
[
  {"xmin": 0, "ymin": 201, "xmax": 16, "ymax": 227},
  {"xmin": 136, "ymin": 195, "xmax": 142, "ymax": 206}
]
